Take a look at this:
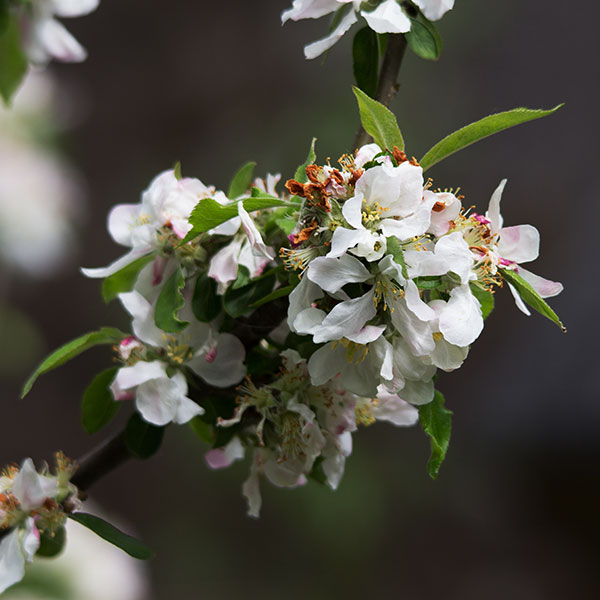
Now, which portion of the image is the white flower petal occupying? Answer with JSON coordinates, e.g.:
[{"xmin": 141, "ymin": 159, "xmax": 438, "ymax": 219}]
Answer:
[
  {"xmin": 413, "ymin": 0, "xmax": 455, "ymax": 21},
  {"xmin": 303, "ymin": 8, "xmax": 358, "ymax": 59},
  {"xmin": 288, "ymin": 275, "xmax": 324, "ymax": 332},
  {"xmin": 399, "ymin": 378, "xmax": 435, "ymax": 406},
  {"xmin": 238, "ymin": 203, "xmax": 275, "ymax": 261},
  {"xmin": 307, "ymin": 254, "xmax": 372, "ymax": 294},
  {"xmin": 354, "ymin": 143, "xmax": 382, "ymax": 168},
  {"xmin": 293, "ymin": 307, "xmax": 327, "ymax": 335},
  {"xmin": 205, "ymin": 436, "xmax": 245, "ymax": 470},
  {"xmin": 188, "ymin": 333, "xmax": 246, "ymax": 388},
  {"xmin": 486, "ymin": 179, "xmax": 506, "ymax": 235},
  {"xmin": 344, "ymin": 324, "xmax": 386, "ymax": 345},
  {"xmin": 50, "ymin": 0, "xmax": 99, "ymax": 17},
  {"xmin": 327, "ymin": 227, "xmax": 373, "ymax": 259},
  {"xmin": 498, "ymin": 224, "xmax": 540, "ymax": 264},
  {"xmin": 35, "ymin": 19, "xmax": 87, "ymax": 63},
  {"xmin": 507, "ymin": 281, "xmax": 531, "ymax": 316},
  {"xmin": 81, "ymin": 248, "xmax": 150, "ymax": 279},
  {"xmin": 0, "ymin": 529, "xmax": 25, "ymax": 595},
  {"xmin": 404, "ymin": 279, "xmax": 436, "ymax": 321},
  {"xmin": 118, "ymin": 291, "xmax": 165, "ymax": 347},
  {"xmin": 438, "ymin": 285, "xmax": 484, "ymax": 346},
  {"xmin": 361, "ymin": 0, "xmax": 411, "ymax": 33},
  {"xmin": 112, "ymin": 361, "xmax": 167, "ymax": 395},
  {"xmin": 372, "ymin": 386, "xmax": 419, "ymax": 425},
  {"xmin": 12, "ymin": 459, "xmax": 58, "ymax": 512},
  {"xmin": 517, "ymin": 267, "xmax": 563, "ymax": 298},
  {"xmin": 282, "ymin": 0, "xmax": 341, "ymax": 22}
]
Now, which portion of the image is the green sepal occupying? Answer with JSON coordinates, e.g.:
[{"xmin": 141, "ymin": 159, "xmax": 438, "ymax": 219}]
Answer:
[
  {"xmin": 124, "ymin": 413, "xmax": 165, "ymax": 460},
  {"xmin": 191, "ymin": 272, "xmax": 221, "ymax": 322},
  {"xmin": 405, "ymin": 11, "xmax": 443, "ymax": 61},
  {"xmin": 469, "ymin": 283, "xmax": 495, "ymax": 319},
  {"xmin": 101, "ymin": 254, "xmax": 155, "ymax": 303},
  {"xmin": 69, "ymin": 513, "xmax": 153, "ymax": 560},
  {"xmin": 228, "ymin": 161, "xmax": 256, "ymax": 199},
  {"xmin": 154, "ymin": 266, "xmax": 189, "ymax": 333},
  {"xmin": 36, "ymin": 526, "xmax": 67, "ymax": 558},
  {"xmin": 0, "ymin": 14, "xmax": 28, "ymax": 105},
  {"xmin": 500, "ymin": 268, "xmax": 565, "ymax": 331},
  {"xmin": 414, "ymin": 276, "xmax": 443, "ymax": 290},
  {"xmin": 418, "ymin": 390, "xmax": 452, "ymax": 479},
  {"xmin": 173, "ymin": 161, "xmax": 183, "ymax": 180},
  {"xmin": 353, "ymin": 86, "xmax": 404, "ymax": 151},
  {"xmin": 420, "ymin": 105, "xmax": 564, "ymax": 171},
  {"xmin": 81, "ymin": 367, "xmax": 121, "ymax": 434},
  {"xmin": 385, "ymin": 236, "xmax": 409, "ymax": 280},
  {"xmin": 352, "ymin": 26, "xmax": 379, "ymax": 97},
  {"xmin": 21, "ymin": 327, "xmax": 125, "ymax": 398},
  {"xmin": 294, "ymin": 137, "xmax": 317, "ymax": 183}
]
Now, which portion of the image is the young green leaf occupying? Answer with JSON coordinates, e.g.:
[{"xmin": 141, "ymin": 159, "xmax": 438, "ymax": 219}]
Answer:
[
  {"xmin": 189, "ymin": 416, "xmax": 214, "ymax": 444},
  {"xmin": 101, "ymin": 254, "xmax": 154, "ymax": 303},
  {"xmin": 228, "ymin": 161, "xmax": 256, "ymax": 199},
  {"xmin": 191, "ymin": 273, "xmax": 221, "ymax": 322},
  {"xmin": 294, "ymin": 138, "xmax": 317, "ymax": 183},
  {"xmin": 154, "ymin": 267, "xmax": 188, "ymax": 333},
  {"xmin": 352, "ymin": 26, "xmax": 379, "ymax": 98},
  {"xmin": 182, "ymin": 195, "xmax": 296, "ymax": 243},
  {"xmin": 249, "ymin": 284, "xmax": 296, "ymax": 309},
  {"xmin": 420, "ymin": 105, "xmax": 564, "ymax": 171},
  {"xmin": 223, "ymin": 272, "xmax": 276, "ymax": 318},
  {"xmin": 173, "ymin": 160, "xmax": 182, "ymax": 180},
  {"xmin": 0, "ymin": 15, "xmax": 27, "ymax": 105},
  {"xmin": 385, "ymin": 236, "xmax": 409, "ymax": 280},
  {"xmin": 124, "ymin": 413, "xmax": 165, "ymax": 460},
  {"xmin": 418, "ymin": 390, "xmax": 452, "ymax": 479},
  {"xmin": 69, "ymin": 513, "xmax": 153, "ymax": 560},
  {"xmin": 22, "ymin": 327, "xmax": 125, "ymax": 398},
  {"xmin": 405, "ymin": 12, "xmax": 442, "ymax": 61},
  {"xmin": 414, "ymin": 276, "xmax": 443, "ymax": 290},
  {"xmin": 81, "ymin": 367, "xmax": 121, "ymax": 434},
  {"xmin": 353, "ymin": 86, "xmax": 404, "ymax": 151},
  {"xmin": 500, "ymin": 268, "xmax": 565, "ymax": 331},
  {"xmin": 469, "ymin": 283, "xmax": 495, "ymax": 319}
]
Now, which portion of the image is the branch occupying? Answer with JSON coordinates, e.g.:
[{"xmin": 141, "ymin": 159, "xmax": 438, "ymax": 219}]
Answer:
[{"xmin": 353, "ymin": 34, "xmax": 408, "ymax": 149}]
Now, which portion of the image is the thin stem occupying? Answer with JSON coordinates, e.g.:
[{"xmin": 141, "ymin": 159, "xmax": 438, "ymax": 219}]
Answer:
[{"xmin": 353, "ymin": 34, "xmax": 408, "ymax": 149}]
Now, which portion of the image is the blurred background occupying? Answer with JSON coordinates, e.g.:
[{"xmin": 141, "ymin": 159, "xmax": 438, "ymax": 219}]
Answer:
[{"xmin": 1, "ymin": 0, "xmax": 598, "ymax": 598}]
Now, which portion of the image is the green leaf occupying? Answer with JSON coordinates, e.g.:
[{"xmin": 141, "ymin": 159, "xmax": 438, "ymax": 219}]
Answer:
[
  {"xmin": 189, "ymin": 416, "xmax": 214, "ymax": 444},
  {"xmin": 352, "ymin": 27, "xmax": 379, "ymax": 98},
  {"xmin": 81, "ymin": 368, "xmax": 121, "ymax": 434},
  {"xmin": 154, "ymin": 266, "xmax": 188, "ymax": 333},
  {"xmin": 182, "ymin": 195, "xmax": 296, "ymax": 243},
  {"xmin": 420, "ymin": 105, "xmax": 564, "ymax": 172},
  {"xmin": 353, "ymin": 86, "xmax": 404, "ymax": 151},
  {"xmin": 173, "ymin": 160, "xmax": 182, "ymax": 180},
  {"xmin": 0, "ymin": 15, "xmax": 27, "ymax": 106},
  {"xmin": 21, "ymin": 327, "xmax": 125, "ymax": 398},
  {"xmin": 223, "ymin": 272, "xmax": 276, "ymax": 318},
  {"xmin": 36, "ymin": 526, "xmax": 67, "ymax": 558},
  {"xmin": 294, "ymin": 138, "xmax": 317, "ymax": 184},
  {"xmin": 500, "ymin": 268, "xmax": 565, "ymax": 331},
  {"xmin": 414, "ymin": 276, "xmax": 443, "ymax": 290},
  {"xmin": 191, "ymin": 272, "xmax": 221, "ymax": 322},
  {"xmin": 405, "ymin": 12, "xmax": 443, "ymax": 61},
  {"xmin": 231, "ymin": 264, "xmax": 251, "ymax": 290},
  {"xmin": 470, "ymin": 283, "xmax": 495, "ymax": 319},
  {"xmin": 228, "ymin": 161, "xmax": 256, "ymax": 199},
  {"xmin": 418, "ymin": 390, "xmax": 452, "ymax": 479},
  {"xmin": 249, "ymin": 284, "xmax": 296, "ymax": 309},
  {"xmin": 385, "ymin": 236, "xmax": 408, "ymax": 280},
  {"xmin": 124, "ymin": 413, "xmax": 165, "ymax": 460},
  {"xmin": 69, "ymin": 513, "xmax": 153, "ymax": 560},
  {"xmin": 101, "ymin": 254, "xmax": 154, "ymax": 303}
]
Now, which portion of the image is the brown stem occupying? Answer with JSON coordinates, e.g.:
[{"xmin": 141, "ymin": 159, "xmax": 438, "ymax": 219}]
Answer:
[{"xmin": 353, "ymin": 34, "xmax": 408, "ymax": 150}]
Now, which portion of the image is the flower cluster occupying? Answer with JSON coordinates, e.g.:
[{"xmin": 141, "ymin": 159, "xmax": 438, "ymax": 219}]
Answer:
[
  {"xmin": 283, "ymin": 0, "xmax": 454, "ymax": 59},
  {"xmin": 0, "ymin": 455, "xmax": 77, "ymax": 594}
]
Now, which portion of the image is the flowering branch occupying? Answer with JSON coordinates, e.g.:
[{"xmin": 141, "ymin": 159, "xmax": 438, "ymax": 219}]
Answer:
[{"xmin": 354, "ymin": 34, "xmax": 408, "ymax": 149}]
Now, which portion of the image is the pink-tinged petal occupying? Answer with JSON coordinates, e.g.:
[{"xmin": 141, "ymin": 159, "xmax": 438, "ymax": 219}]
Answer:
[
  {"xmin": 81, "ymin": 248, "xmax": 150, "ymax": 279},
  {"xmin": 36, "ymin": 19, "xmax": 87, "ymax": 63},
  {"xmin": 307, "ymin": 254, "xmax": 372, "ymax": 294},
  {"xmin": 404, "ymin": 279, "xmax": 436, "ymax": 321},
  {"xmin": 413, "ymin": 0, "xmax": 454, "ymax": 21},
  {"xmin": 238, "ymin": 203, "xmax": 275, "ymax": 261},
  {"xmin": 327, "ymin": 226, "xmax": 373, "ymax": 259},
  {"xmin": 287, "ymin": 276, "xmax": 324, "ymax": 332},
  {"xmin": 372, "ymin": 386, "xmax": 420, "ymax": 425},
  {"xmin": 208, "ymin": 238, "xmax": 243, "ymax": 286},
  {"xmin": 438, "ymin": 285, "xmax": 484, "ymax": 346},
  {"xmin": 0, "ymin": 529, "xmax": 25, "ymax": 594},
  {"xmin": 498, "ymin": 224, "xmax": 540, "ymax": 264},
  {"xmin": 21, "ymin": 518, "xmax": 40, "ymax": 562},
  {"xmin": 12, "ymin": 459, "xmax": 58, "ymax": 512},
  {"xmin": 517, "ymin": 267, "xmax": 563, "ymax": 298},
  {"xmin": 112, "ymin": 361, "xmax": 167, "ymax": 396},
  {"xmin": 344, "ymin": 324, "xmax": 386, "ymax": 345},
  {"xmin": 107, "ymin": 204, "xmax": 139, "ymax": 247},
  {"xmin": 361, "ymin": 0, "xmax": 411, "ymax": 33},
  {"xmin": 507, "ymin": 281, "xmax": 531, "ymax": 316},
  {"xmin": 50, "ymin": 0, "xmax": 99, "ymax": 17},
  {"xmin": 188, "ymin": 333, "xmax": 246, "ymax": 388},
  {"xmin": 485, "ymin": 179, "xmax": 506, "ymax": 236},
  {"xmin": 205, "ymin": 437, "xmax": 245, "ymax": 470},
  {"xmin": 313, "ymin": 288, "xmax": 377, "ymax": 343},
  {"xmin": 281, "ymin": 0, "xmax": 341, "ymax": 23},
  {"xmin": 303, "ymin": 9, "xmax": 358, "ymax": 59}
]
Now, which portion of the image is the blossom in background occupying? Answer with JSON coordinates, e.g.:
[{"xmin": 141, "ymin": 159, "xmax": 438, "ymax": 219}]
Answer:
[
  {"xmin": 282, "ymin": 0, "xmax": 455, "ymax": 59},
  {"xmin": 20, "ymin": 0, "xmax": 100, "ymax": 65}
]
